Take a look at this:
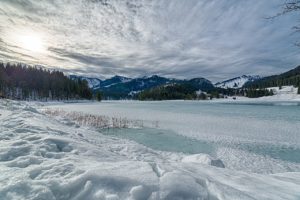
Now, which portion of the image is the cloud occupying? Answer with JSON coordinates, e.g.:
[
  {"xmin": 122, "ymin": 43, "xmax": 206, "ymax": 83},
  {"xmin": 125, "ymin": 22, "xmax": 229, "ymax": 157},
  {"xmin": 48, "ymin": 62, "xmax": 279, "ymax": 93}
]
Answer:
[
  {"xmin": 0, "ymin": 0, "xmax": 299, "ymax": 82},
  {"xmin": 48, "ymin": 47, "xmax": 120, "ymax": 69}
]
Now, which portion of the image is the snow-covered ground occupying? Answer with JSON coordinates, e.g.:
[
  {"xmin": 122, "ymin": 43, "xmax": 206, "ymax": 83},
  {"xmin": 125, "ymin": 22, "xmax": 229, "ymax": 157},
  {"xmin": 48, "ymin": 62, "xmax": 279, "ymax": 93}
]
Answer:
[
  {"xmin": 0, "ymin": 99, "xmax": 300, "ymax": 200},
  {"xmin": 262, "ymin": 86, "xmax": 300, "ymax": 101},
  {"xmin": 241, "ymin": 86, "xmax": 300, "ymax": 101},
  {"xmin": 216, "ymin": 85, "xmax": 300, "ymax": 102}
]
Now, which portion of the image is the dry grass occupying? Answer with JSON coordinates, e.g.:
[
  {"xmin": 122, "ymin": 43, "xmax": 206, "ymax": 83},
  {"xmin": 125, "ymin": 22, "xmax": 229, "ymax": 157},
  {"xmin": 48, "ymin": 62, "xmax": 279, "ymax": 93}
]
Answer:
[{"xmin": 43, "ymin": 108, "xmax": 145, "ymax": 129}]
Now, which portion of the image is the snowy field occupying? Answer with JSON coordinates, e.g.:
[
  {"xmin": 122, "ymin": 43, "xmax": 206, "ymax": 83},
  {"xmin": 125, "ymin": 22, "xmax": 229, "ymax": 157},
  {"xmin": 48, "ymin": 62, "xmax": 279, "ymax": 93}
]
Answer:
[
  {"xmin": 226, "ymin": 86, "xmax": 300, "ymax": 102},
  {"xmin": 0, "ymin": 99, "xmax": 300, "ymax": 200}
]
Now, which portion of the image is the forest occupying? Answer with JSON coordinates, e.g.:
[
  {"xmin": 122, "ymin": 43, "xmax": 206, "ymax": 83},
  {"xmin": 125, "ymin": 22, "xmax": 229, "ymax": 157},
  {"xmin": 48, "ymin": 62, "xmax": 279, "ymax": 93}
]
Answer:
[
  {"xmin": 245, "ymin": 65, "xmax": 300, "ymax": 95},
  {"xmin": 138, "ymin": 83, "xmax": 250, "ymax": 100},
  {"xmin": 138, "ymin": 83, "xmax": 198, "ymax": 100},
  {"xmin": 0, "ymin": 63, "xmax": 93, "ymax": 100}
]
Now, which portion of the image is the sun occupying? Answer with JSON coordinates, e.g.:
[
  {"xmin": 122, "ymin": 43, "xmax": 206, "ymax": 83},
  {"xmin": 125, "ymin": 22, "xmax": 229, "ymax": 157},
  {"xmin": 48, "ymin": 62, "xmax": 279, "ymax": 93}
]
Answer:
[{"xmin": 17, "ymin": 33, "xmax": 45, "ymax": 53}]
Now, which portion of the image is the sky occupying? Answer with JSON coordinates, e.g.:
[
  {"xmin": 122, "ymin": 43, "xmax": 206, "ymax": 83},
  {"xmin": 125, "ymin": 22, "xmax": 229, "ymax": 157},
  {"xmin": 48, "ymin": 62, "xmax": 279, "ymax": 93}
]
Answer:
[{"xmin": 0, "ymin": 0, "xmax": 299, "ymax": 82}]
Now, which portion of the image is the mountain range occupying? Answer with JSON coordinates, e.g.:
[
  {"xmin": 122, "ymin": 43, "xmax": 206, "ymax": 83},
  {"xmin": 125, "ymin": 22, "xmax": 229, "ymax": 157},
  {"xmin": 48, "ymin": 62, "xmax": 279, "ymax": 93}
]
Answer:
[
  {"xmin": 70, "ymin": 75, "xmax": 216, "ymax": 99},
  {"xmin": 69, "ymin": 75, "xmax": 132, "ymax": 91},
  {"xmin": 70, "ymin": 65, "xmax": 300, "ymax": 99}
]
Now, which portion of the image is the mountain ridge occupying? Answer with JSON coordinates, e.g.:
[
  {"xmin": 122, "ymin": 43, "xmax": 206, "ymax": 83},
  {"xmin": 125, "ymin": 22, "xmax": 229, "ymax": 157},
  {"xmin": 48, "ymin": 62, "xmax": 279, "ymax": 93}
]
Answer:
[
  {"xmin": 71, "ymin": 75, "xmax": 214, "ymax": 99},
  {"xmin": 244, "ymin": 65, "xmax": 300, "ymax": 89},
  {"xmin": 215, "ymin": 75, "xmax": 261, "ymax": 89},
  {"xmin": 71, "ymin": 65, "xmax": 300, "ymax": 99}
]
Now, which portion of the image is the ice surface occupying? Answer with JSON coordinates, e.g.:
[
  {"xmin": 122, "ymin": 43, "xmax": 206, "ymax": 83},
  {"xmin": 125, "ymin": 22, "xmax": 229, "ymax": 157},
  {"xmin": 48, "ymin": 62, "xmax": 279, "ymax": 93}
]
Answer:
[{"xmin": 0, "ymin": 99, "xmax": 300, "ymax": 199}]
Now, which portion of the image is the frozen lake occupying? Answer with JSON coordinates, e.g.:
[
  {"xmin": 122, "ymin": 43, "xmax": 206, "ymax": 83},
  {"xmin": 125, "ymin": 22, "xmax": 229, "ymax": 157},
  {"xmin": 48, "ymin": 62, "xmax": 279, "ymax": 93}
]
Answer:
[
  {"xmin": 48, "ymin": 100, "xmax": 300, "ymax": 174},
  {"xmin": 1, "ymin": 99, "xmax": 300, "ymax": 199}
]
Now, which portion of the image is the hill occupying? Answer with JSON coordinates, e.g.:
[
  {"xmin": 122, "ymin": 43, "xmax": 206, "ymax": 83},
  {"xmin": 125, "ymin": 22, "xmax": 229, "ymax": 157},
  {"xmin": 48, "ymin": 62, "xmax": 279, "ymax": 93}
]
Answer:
[
  {"xmin": 138, "ymin": 78, "xmax": 215, "ymax": 100},
  {"xmin": 245, "ymin": 66, "xmax": 300, "ymax": 92},
  {"xmin": 215, "ymin": 75, "xmax": 261, "ymax": 89}
]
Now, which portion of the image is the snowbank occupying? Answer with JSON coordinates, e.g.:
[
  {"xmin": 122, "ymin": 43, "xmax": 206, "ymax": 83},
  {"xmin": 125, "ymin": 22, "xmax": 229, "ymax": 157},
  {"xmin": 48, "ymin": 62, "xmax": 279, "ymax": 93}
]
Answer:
[{"xmin": 0, "ymin": 99, "xmax": 300, "ymax": 199}]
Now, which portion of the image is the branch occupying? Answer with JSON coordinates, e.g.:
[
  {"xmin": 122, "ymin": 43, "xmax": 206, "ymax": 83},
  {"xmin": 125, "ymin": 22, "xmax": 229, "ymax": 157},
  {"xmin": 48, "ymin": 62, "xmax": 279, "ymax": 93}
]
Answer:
[{"xmin": 267, "ymin": 0, "xmax": 300, "ymax": 19}]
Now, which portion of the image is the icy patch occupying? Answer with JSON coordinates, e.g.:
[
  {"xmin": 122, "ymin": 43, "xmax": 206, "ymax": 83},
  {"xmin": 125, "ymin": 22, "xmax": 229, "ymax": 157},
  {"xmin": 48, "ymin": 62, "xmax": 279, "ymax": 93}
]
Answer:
[{"xmin": 102, "ymin": 128, "xmax": 214, "ymax": 155}]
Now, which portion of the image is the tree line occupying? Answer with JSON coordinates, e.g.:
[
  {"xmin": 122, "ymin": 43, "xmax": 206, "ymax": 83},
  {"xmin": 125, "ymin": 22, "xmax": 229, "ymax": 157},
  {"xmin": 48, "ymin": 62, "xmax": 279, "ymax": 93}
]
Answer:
[
  {"xmin": 245, "ymin": 89, "xmax": 274, "ymax": 98},
  {"xmin": 0, "ymin": 62, "xmax": 93, "ymax": 100},
  {"xmin": 138, "ymin": 83, "xmax": 198, "ymax": 100},
  {"xmin": 137, "ymin": 82, "xmax": 280, "ymax": 100},
  {"xmin": 137, "ymin": 83, "xmax": 248, "ymax": 100},
  {"xmin": 245, "ymin": 65, "xmax": 300, "ymax": 95}
]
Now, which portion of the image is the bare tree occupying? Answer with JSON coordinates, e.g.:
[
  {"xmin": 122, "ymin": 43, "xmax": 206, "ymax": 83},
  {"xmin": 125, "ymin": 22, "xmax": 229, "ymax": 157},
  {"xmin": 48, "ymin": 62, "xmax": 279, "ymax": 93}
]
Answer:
[
  {"xmin": 282, "ymin": 0, "xmax": 300, "ymax": 14},
  {"xmin": 271, "ymin": 1, "xmax": 300, "ymax": 45}
]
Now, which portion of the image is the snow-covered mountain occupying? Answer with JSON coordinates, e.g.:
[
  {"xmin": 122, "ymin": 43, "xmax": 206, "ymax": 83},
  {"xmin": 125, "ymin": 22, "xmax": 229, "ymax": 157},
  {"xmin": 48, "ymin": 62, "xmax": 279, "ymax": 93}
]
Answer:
[
  {"xmin": 83, "ymin": 78, "xmax": 102, "ymax": 90},
  {"xmin": 71, "ymin": 75, "xmax": 174, "ymax": 91},
  {"xmin": 69, "ymin": 75, "xmax": 102, "ymax": 90},
  {"xmin": 101, "ymin": 75, "xmax": 132, "ymax": 88},
  {"xmin": 215, "ymin": 75, "xmax": 261, "ymax": 89},
  {"xmin": 100, "ymin": 75, "xmax": 176, "ymax": 99},
  {"xmin": 70, "ymin": 75, "xmax": 132, "ymax": 90},
  {"xmin": 71, "ymin": 74, "xmax": 215, "ymax": 99}
]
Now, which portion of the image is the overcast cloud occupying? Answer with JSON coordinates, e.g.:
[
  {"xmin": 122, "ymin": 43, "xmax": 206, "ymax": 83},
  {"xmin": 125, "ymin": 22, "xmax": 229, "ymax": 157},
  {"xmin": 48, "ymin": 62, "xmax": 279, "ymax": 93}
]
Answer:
[{"xmin": 0, "ymin": 0, "xmax": 299, "ymax": 82}]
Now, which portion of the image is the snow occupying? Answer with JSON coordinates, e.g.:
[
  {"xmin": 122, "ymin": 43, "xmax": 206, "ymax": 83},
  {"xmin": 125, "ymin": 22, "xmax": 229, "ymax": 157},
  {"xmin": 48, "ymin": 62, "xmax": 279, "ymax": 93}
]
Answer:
[
  {"xmin": 261, "ymin": 86, "xmax": 300, "ymax": 101},
  {"xmin": 215, "ymin": 85, "xmax": 300, "ymax": 102},
  {"xmin": 215, "ymin": 75, "xmax": 260, "ymax": 89},
  {"xmin": 48, "ymin": 101, "xmax": 300, "ymax": 174},
  {"xmin": 0, "ymin": 99, "xmax": 300, "ymax": 199},
  {"xmin": 81, "ymin": 77, "xmax": 102, "ymax": 90},
  {"xmin": 182, "ymin": 154, "xmax": 225, "ymax": 168},
  {"xmin": 128, "ymin": 90, "xmax": 141, "ymax": 96},
  {"xmin": 103, "ymin": 76, "xmax": 132, "ymax": 88},
  {"xmin": 70, "ymin": 75, "xmax": 102, "ymax": 90}
]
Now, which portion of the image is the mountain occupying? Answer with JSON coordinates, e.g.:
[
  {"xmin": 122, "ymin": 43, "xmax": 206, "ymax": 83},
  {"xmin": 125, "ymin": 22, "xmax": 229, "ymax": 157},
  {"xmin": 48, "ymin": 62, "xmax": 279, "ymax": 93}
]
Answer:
[
  {"xmin": 138, "ymin": 78, "xmax": 215, "ymax": 100},
  {"xmin": 100, "ymin": 75, "xmax": 176, "ymax": 99},
  {"xmin": 70, "ymin": 75, "xmax": 132, "ymax": 91},
  {"xmin": 69, "ymin": 75, "xmax": 102, "ymax": 90},
  {"xmin": 245, "ymin": 66, "xmax": 300, "ymax": 89},
  {"xmin": 101, "ymin": 75, "xmax": 132, "ymax": 88},
  {"xmin": 188, "ymin": 78, "xmax": 215, "ymax": 91},
  {"xmin": 215, "ymin": 75, "xmax": 261, "ymax": 89},
  {"xmin": 71, "ymin": 74, "xmax": 215, "ymax": 99}
]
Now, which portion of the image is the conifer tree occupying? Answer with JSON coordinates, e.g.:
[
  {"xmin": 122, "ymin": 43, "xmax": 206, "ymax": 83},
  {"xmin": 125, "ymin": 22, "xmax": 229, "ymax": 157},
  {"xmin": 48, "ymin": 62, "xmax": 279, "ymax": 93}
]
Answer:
[
  {"xmin": 95, "ymin": 91, "xmax": 102, "ymax": 101},
  {"xmin": 0, "ymin": 62, "xmax": 92, "ymax": 100}
]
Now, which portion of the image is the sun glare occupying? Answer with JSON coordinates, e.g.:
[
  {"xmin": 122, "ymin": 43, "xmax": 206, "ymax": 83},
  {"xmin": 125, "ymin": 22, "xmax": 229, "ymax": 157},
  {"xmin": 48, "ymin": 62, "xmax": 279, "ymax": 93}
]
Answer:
[{"xmin": 17, "ymin": 33, "xmax": 45, "ymax": 53}]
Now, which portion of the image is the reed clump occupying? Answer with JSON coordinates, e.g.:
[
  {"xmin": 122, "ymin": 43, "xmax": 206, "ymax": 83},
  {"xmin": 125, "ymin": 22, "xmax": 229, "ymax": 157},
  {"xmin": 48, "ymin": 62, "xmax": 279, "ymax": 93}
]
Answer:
[{"xmin": 43, "ymin": 108, "xmax": 144, "ymax": 129}]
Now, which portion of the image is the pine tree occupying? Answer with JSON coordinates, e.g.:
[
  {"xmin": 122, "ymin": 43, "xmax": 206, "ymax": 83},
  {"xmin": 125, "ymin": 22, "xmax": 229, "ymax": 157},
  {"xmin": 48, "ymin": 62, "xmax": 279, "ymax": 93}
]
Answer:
[
  {"xmin": 0, "ymin": 62, "xmax": 92, "ymax": 100},
  {"xmin": 95, "ymin": 91, "xmax": 102, "ymax": 101}
]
